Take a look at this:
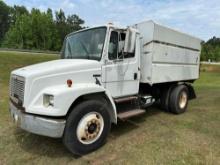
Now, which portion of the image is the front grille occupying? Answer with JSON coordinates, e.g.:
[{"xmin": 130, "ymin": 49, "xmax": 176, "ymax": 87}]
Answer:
[{"xmin": 10, "ymin": 75, "xmax": 25, "ymax": 105}]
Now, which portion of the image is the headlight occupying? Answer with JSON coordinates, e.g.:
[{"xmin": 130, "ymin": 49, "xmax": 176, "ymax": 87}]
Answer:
[{"xmin": 43, "ymin": 94, "xmax": 54, "ymax": 107}]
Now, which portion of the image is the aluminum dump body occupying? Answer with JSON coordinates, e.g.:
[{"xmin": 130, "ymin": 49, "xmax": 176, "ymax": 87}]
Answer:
[{"xmin": 133, "ymin": 20, "xmax": 202, "ymax": 84}]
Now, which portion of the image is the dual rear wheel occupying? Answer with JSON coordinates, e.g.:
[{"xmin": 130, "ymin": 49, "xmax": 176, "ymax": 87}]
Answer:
[{"xmin": 160, "ymin": 84, "xmax": 189, "ymax": 114}]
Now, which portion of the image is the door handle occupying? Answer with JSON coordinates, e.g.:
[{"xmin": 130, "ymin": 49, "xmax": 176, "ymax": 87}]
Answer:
[{"xmin": 134, "ymin": 73, "xmax": 138, "ymax": 80}]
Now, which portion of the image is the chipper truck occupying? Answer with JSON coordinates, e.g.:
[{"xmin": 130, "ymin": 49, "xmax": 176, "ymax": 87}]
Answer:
[{"xmin": 9, "ymin": 20, "xmax": 202, "ymax": 155}]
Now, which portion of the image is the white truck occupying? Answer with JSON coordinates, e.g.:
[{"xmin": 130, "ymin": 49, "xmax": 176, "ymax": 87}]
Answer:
[{"xmin": 9, "ymin": 20, "xmax": 202, "ymax": 155}]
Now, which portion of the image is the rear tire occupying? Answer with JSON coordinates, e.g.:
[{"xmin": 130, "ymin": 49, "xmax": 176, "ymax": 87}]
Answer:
[
  {"xmin": 160, "ymin": 87, "xmax": 172, "ymax": 112},
  {"xmin": 63, "ymin": 100, "xmax": 111, "ymax": 155},
  {"xmin": 169, "ymin": 85, "xmax": 189, "ymax": 114}
]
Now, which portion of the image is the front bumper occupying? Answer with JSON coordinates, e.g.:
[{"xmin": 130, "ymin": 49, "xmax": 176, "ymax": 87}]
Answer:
[{"xmin": 9, "ymin": 101, "xmax": 66, "ymax": 138}]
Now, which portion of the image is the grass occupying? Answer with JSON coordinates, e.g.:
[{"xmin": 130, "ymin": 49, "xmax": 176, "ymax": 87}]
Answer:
[{"xmin": 0, "ymin": 51, "xmax": 220, "ymax": 164}]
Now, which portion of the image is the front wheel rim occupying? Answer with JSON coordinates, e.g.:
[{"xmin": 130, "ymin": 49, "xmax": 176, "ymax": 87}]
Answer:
[
  {"xmin": 76, "ymin": 112, "xmax": 104, "ymax": 145},
  {"xmin": 179, "ymin": 91, "xmax": 187, "ymax": 109}
]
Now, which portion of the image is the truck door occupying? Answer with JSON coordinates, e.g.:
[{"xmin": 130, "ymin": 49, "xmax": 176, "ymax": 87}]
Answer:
[{"xmin": 102, "ymin": 30, "xmax": 140, "ymax": 98}]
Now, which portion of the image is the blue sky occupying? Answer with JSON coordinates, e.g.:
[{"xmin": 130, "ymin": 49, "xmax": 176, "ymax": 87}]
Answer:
[{"xmin": 4, "ymin": 0, "xmax": 220, "ymax": 40}]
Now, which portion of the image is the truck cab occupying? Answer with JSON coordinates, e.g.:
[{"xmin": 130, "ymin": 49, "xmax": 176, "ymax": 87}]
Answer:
[
  {"xmin": 9, "ymin": 21, "xmax": 201, "ymax": 155},
  {"xmin": 61, "ymin": 25, "xmax": 140, "ymax": 98}
]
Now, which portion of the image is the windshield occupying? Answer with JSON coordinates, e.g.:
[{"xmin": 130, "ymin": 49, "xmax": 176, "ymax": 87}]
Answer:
[{"xmin": 61, "ymin": 27, "xmax": 106, "ymax": 60}]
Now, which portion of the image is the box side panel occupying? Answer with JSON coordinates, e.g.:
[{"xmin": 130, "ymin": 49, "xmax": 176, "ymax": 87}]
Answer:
[
  {"xmin": 151, "ymin": 42, "xmax": 200, "ymax": 83},
  {"xmin": 151, "ymin": 64, "xmax": 199, "ymax": 83},
  {"xmin": 140, "ymin": 42, "xmax": 200, "ymax": 84},
  {"xmin": 153, "ymin": 23, "xmax": 201, "ymax": 50},
  {"xmin": 135, "ymin": 21, "xmax": 201, "ymax": 84},
  {"xmin": 152, "ymin": 43, "xmax": 199, "ymax": 65}
]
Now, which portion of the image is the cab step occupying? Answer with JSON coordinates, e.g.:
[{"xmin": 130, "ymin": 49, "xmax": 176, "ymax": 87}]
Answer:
[
  {"xmin": 117, "ymin": 109, "xmax": 145, "ymax": 121},
  {"xmin": 114, "ymin": 96, "xmax": 138, "ymax": 103}
]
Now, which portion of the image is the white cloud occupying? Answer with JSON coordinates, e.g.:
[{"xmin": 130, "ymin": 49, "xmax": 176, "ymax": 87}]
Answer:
[{"xmin": 60, "ymin": 0, "xmax": 75, "ymax": 10}]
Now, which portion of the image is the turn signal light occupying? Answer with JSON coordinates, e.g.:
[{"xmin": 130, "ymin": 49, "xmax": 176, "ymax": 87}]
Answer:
[{"xmin": 67, "ymin": 79, "xmax": 72, "ymax": 87}]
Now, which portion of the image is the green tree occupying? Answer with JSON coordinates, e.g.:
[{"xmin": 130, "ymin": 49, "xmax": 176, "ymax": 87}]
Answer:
[
  {"xmin": 66, "ymin": 14, "xmax": 85, "ymax": 32},
  {"xmin": 201, "ymin": 36, "xmax": 220, "ymax": 61},
  {"xmin": 46, "ymin": 8, "xmax": 61, "ymax": 50},
  {"xmin": 2, "ymin": 1, "xmax": 85, "ymax": 51},
  {"xmin": 0, "ymin": 1, "xmax": 11, "ymax": 44},
  {"xmin": 55, "ymin": 9, "xmax": 68, "ymax": 44},
  {"xmin": 30, "ymin": 8, "xmax": 61, "ymax": 50},
  {"xmin": 55, "ymin": 9, "xmax": 85, "ymax": 48},
  {"xmin": 3, "ymin": 14, "xmax": 32, "ymax": 48},
  {"xmin": 4, "ymin": 8, "xmax": 61, "ymax": 51},
  {"xmin": 10, "ymin": 5, "xmax": 29, "ymax": 24}
]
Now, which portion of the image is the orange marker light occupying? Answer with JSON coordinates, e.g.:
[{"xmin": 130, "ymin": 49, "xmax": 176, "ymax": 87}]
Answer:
[{"xmin": 67, "ymin": 79, "xmax": 72, "ymax": 87}]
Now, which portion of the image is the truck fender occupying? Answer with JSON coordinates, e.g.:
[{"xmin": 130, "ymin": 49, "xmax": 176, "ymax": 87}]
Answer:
[
  {"xmin": 64, "ymin": 84, "xmax": 117, "ymax": 124},
  {"xmin": 184, "ymin": 83, "xmax": 196, "ymax": 100},
  {"xmin": 37, "ymin": 83, "xmax": 117, "ymax": 123}
]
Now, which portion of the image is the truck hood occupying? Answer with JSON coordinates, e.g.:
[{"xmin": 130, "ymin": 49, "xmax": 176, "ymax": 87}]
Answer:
[{"xmin": 12, "ymin": 59, "xmax": 101, "ymax": 78}]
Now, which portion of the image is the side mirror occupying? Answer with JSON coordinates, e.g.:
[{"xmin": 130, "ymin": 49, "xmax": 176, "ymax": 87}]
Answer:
[{"xmin": 124, "ymin": 27, "xmax": 136, "ymax": 53}]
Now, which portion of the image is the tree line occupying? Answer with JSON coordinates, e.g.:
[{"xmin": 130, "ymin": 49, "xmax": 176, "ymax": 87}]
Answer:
[
  {"xmin": 0, "ymin": 1, "xmax": 84, "ymax": 51},
  {"xmin": 201, "ymin": 37, "xmax": 220, "ymax": 62}
]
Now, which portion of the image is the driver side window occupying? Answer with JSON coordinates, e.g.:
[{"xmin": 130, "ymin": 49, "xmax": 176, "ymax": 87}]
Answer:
[{"xmin": 108, "ymin": 31, "xmax": 118, "ymax": 60}]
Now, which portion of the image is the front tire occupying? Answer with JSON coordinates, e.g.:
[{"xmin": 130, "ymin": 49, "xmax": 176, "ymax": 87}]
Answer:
[
  {"xmin": 169, "ymin": 85, "xmax": 189, "ymax": 114},
  {"xmin": 63, "ymin": 100, "xmax": 111, "ymax": 155}
]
